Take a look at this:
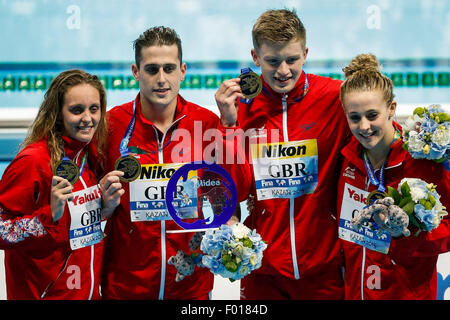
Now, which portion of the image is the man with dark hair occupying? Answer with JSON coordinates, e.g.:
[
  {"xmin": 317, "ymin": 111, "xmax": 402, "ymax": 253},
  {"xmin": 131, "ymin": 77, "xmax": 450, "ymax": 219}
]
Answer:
[
  {"xmin": 101, "ymin": 26, "xmax": 238, "ymax": 299},
  {"xmin": 133, "ymin": 26, "xmax": 183, "ymax": 68}
]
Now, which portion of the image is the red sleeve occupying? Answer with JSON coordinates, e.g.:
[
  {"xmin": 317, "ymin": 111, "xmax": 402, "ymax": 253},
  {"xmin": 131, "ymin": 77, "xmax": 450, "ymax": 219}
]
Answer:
[{"xmin": 0, "ymin": 153, "xmax": 65, "ymax": 248}]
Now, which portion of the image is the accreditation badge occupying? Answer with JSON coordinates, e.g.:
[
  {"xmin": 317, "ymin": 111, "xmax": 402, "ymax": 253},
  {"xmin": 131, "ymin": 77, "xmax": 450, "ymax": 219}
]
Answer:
[
  {"xmin": 250, "ymin": 139, "xmax": 319, "ymax": 200},
  {"xmin": 338, "ymin": 183, "xmax": 391, "ymax": 254},
  {"xmin": 129, "ymin": 163, "xmax": 198, "ymax": 222},
  {"xmin": 54, "ymin": 158, "xmax": 79, "ymax": 185},
  {"xmin": 67, "ymin": 185, "xmax": 104, "ymax": 250}
]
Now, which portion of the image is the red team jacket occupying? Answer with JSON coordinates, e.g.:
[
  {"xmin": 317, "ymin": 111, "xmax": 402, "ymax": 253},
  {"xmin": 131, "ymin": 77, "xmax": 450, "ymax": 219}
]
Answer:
[
  {"xmin": 337, "ymin": 126, "xmax": 450, "ymax": 299},
  {"xmin": 101, "ymin": 94, "xmax": 241, "ymax": 299},
  {"xmin": 0, "ymin": 136, "xmax": 104, "ymax": 299},
  {"xmin": 236, "ymin": 72, "xmax": 351, "ymax": 282}
]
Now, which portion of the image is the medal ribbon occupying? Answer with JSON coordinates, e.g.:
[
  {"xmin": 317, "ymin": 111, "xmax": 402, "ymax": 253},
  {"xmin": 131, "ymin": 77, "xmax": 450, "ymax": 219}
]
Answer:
[
  {"xmin": 241, "ymin": 67, "xmax": 252, "ymax": 75},
  {"xmin": 119, "ymin": 98, "xmax": 137, "ymax": 158},
  {"xmin": 363, "ymin": 151, "xmax": 386, "ymax": 193},
  {"xmin": 118, "ymin": 96, "xmax": 181, "ymax": 157},
  {"xmin": 61, "ymin": 144, "xmax": 87, "ymax": 176}
]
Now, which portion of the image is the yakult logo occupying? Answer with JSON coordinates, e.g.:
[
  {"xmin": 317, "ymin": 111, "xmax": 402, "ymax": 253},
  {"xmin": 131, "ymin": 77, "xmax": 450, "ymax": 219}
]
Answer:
[
  {"xmin": 72, "ymin": 189, "xmax": 101, "ymax": 206},
  {"xmin": 347, "ymin": 186, "xmax": 367, "ymax": 205}
]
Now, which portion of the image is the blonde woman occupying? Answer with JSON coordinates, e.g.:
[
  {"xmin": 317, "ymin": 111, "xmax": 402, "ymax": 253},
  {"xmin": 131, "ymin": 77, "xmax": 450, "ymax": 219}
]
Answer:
[{"xmin": 337, "ymin": 54, "xmax": 450, "ymax": 299}]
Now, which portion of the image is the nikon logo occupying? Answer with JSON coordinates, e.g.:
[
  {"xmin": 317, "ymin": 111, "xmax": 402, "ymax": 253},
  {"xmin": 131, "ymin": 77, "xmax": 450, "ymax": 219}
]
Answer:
[
  {"xmin": 140, "ymin": 165, "xmax": 176, "ymax": 180},
  {"xmin": 261, "ymin": 144, "xmax": 307, "ymax": 158}
]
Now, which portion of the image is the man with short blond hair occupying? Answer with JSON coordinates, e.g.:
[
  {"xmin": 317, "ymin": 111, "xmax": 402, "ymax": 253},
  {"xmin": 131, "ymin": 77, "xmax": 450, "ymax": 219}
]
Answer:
[{"xmin": 215, "ymin": 9, "xmax": 351, "ymax": 299}]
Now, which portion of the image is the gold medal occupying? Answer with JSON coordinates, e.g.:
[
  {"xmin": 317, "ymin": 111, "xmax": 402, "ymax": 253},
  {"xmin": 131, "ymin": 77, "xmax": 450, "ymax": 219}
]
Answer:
[
  {"xmin": 114, "ymin": 155, "xmax": 141, "ymax": 182},
  {"xmin": 53, "ymin": 159, "xmax": 79, "ymax": 185},
  {"xmin": 239, "ymin": 70, "xmax": 262, "ymax": 99},
  {"xmin": 366, "ymin": 190, "xmax": 387, "ymax": 206}
]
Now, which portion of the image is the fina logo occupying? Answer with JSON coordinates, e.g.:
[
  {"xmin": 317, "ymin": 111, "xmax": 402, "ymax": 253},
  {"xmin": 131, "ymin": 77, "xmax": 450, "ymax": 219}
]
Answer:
[
  {"xmin": 437, "ymin": 272, "xmax": 450, "ymax": 300},
  {"xmin": 165, "ymin": 161, "xmax": 237, "ymax": 230}
]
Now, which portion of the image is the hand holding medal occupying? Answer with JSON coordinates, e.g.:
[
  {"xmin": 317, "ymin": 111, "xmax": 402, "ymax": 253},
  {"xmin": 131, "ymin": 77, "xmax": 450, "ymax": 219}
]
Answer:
[
  {"xmin": 215, "ymin": 67, "xmax": 262, "ymax": 127},
  {"xmin": 53, "ymin": 142, "xmax": 88, "ymax": 185},
  {"xmin": 53, "ymin": 157, "xmax": 80, "ymax": 185},
  {"xmin": 50, "ymin": 175, "xmax": 74, "ymax": 222},
  {"xmin": 114, "ymin": 98, "xmax": 141, "ymax": 182},
  {"xmin": 99, "ymin": 170, "xmax": 126, "ymax": 220},
  {"xmin": 351, "ymin": 152, "xmax": 411, "ymax": 238},
  {"xmin": 52, "ymin": 146, "xmax": 87, "ymax": 220},
  {"xmin": 114, "ymin": 155, "xmax": 141, "ymax": 182},
  {"xmin": 239, "ymin": 67, "xmax": 262, "ymax": 99}
]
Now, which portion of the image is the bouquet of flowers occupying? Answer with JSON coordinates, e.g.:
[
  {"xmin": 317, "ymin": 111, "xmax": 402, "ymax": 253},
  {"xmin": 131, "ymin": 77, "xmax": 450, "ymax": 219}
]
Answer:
[
  {"xmin": 387, "ymin": 178, "xmax": 448, "ymax": 235},
  {"xmin": 402, "ymin": 104, "xmax": 450, "ymax": 170},
  {"xmin": 168, "ymin": 223, "xmax": 267, "ymax": 282},
  {"xmin": 200, "ymin": 223, "xmax": 267, "ymax": 282}
]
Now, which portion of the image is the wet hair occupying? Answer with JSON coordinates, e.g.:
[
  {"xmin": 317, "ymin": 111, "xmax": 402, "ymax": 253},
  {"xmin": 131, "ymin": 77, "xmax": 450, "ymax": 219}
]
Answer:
[
  {"xmin": 22, "ymin": 69, "xmax": 107, "ymax": 169},
  {"xmin": 133, "ymin": 26, "xmax": 183, "ymax": 67},
  {"xmin": 340, "ymin": 53, "xmax": 394, "ymax": 106},
  {"xmin": 252, "ymin": 9, "xmax": 307, "ymax": 52}
]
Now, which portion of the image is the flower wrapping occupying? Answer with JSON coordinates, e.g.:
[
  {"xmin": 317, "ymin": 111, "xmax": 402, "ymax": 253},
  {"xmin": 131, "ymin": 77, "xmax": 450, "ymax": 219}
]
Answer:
[
  {"xmin": 387, "ymin": 178, "xmax": 448, "ymax": 235},
  {"xmin": 402, "ymin": 104, "xmax": 450, "ymax": 170},
  {"xmin": 200, "ymin": 223, "xmax": 267, "ymax": 281}
]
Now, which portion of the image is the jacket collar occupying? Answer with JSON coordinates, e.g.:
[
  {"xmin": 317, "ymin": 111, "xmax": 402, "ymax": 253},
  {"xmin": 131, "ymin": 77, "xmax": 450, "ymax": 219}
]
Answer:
[
  {"xmin": 341, "ymin": 121, "xmax": 407, "ymax": 173},
  {"xmin": 61, "ymin": 135, "xmax": 89, "ymax": 159},
  {"xmin": 260, "ymin": 71, "xmax": 307, "ymax": 103},
  {"xmin": 135, "ymin": 93, "xmax": 187, "ymax": 127}
]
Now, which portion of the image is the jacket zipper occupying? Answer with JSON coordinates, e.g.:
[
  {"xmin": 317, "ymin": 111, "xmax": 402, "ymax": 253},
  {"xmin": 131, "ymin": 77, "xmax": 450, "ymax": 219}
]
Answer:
[
  {"xmin": 77, "ymin": 153, "xmax": 95, "ymax": 300},
  {"xmin": 42, "ymin": 148, "xmax": 96, "ymax": 299},
  {"xmin": 360, "ymin": 176, "xmax": 370, "ymax": 300},
  {"xmin": 153, "ymin": 115, "xmax": 185, "ymax": 300},
  {"xmin": 40, "ymin": 253, "xmax": 72, "ymax": 299},
  {"xmin": 360, "ymin": 162, "xmax": 403, "ymax": 300},
  {"xmin": 282, "ymin": 94, "xmax": 300, "ymax": 280}
]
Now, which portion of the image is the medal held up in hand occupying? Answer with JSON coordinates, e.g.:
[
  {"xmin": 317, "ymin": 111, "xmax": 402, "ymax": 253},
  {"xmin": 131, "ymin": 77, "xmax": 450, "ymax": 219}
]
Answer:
[
  {"xmin": 53, "ymin": 157, "xmax": 80, "ymax": 185},
  {"xmin": 115, "ymin": 97, "xmax": 141, "ymax": 182},
  {"xmin": 239, "ymin": 67, "xmax": 262, "ymax": 99},
  {"xmin": 114, "ymin": 155, "xmax": 141, "ymax": 182}
]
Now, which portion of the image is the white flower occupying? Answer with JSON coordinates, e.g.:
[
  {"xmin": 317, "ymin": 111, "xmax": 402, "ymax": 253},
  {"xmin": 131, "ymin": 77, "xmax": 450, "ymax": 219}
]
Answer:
[
  {"xmin": 431, "ymin": 126, "xmax": 450, "ymax": 147},
  {"xmin": 232, "ymin": 223, "xmax": 250, "ymax": 239},
  {"xmin": 407, "ymin": 131, "xmax": 426, "ymax": 152},
  {"xmin": 410, "ymin": 187, "xmax": 427, "ymax": 202},
  {"xmin": 399, "ymin": 178, "xmax": 428, "ymax": 202},
  {"xmin": 403, "ymin": 114, "xmax": 423, "ymax": 132}
]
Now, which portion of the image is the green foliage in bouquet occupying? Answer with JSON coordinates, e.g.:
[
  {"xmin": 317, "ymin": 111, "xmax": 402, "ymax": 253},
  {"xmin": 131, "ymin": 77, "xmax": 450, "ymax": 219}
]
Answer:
[{"xmin": 387, "ymin": 183, "xmax": 431, "ymax": 234}]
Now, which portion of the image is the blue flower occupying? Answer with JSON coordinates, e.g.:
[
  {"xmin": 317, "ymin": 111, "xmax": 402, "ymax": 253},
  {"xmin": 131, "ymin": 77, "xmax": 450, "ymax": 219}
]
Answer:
[
  {"xmin": 414, "ymin": 204, "xmax": 438, "ymax": 231},
  {"xmin": 421, "ymin": 118, "xmax": 438, "ymax": 133},
  {"xmin": 402, "ymin": 104, "xmax": 449, "ymax": 165},
  {"xmin": 199, "ymin": 223, "xmax": 267, "ymax": 281}
]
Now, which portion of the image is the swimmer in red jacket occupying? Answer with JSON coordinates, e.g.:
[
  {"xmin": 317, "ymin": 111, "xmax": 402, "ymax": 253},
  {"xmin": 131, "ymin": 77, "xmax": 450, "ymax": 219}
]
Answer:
[
  {"xmin": 215, "ymin": 9, "xmax": 351, "ymax": 299},
  {"xmin": 0, "ymin": 69, "xmax": 124, "ymax": 299},
  {"xmin": 100, "ymin": 26, "xmax": 241, "ymax": 300},
  {"xmin": 337, "ymin": 53, "xmax": 450, "ymax": 299}
]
